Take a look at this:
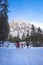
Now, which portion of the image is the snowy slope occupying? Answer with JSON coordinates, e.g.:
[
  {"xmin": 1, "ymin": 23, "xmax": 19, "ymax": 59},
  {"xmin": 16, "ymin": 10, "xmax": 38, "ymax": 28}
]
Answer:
[
  {"xmin": 0, "ymin": 47, "xmax": 43, "ymax": 65},
  {"xmin": 0, "ymin": 41, "xmax": 16, "ymax": 49}
]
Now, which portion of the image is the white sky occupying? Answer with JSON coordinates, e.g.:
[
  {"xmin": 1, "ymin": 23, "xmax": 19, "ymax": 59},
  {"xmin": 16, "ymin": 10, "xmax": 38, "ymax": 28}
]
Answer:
[{"xmin": 29, "ymin": 21, "xmax": 43, "ymax": 30}]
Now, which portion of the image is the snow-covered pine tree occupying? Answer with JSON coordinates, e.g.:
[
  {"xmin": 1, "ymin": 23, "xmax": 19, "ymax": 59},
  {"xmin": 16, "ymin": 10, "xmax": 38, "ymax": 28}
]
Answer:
[{"xmin": 0, "ymin": 0, "xmax": 10, "ymax": 41}]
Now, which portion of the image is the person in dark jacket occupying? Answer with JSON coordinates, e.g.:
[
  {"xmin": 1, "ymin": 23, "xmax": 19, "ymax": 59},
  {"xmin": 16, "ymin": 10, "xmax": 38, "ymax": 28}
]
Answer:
[{"xmin": 26, "ymin": 42, "xmax": 29, "ymax": 48}]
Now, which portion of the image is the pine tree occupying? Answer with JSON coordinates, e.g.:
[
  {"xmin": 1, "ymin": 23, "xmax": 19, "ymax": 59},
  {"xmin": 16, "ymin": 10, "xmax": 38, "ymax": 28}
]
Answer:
[
  {"xmin": 37, "ymin": 27, "xmax": 42, "ymax": 46},
  {"xmin": 0, "ymin": 0, "xmax": 10, "ymax": 41},
  {"xmin": 30, "ymin": 24, "xmax": 36, "ymax": 46}
]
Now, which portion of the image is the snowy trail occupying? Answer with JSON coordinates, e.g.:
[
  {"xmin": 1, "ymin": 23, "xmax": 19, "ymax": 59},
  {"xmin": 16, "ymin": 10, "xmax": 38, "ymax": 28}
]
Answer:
[{"xmin": 0, "ymin": 47, "xmax": 43, "ymax": 65}]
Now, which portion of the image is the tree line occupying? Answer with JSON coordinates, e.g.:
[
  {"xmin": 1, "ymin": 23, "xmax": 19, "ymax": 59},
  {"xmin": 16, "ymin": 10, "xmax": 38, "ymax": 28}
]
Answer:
[{"xmin": 9, "ymin": 24, "xmax": 43, "ymax": 47}]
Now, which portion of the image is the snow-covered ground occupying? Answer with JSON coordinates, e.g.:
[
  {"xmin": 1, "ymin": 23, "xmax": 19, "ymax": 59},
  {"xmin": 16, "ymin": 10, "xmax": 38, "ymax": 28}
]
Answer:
[
  {"xmin": 0, "ymin": 41, "xmax": 16, "ymax": 49},
  {"xmin": 0, "ymin": 47, "xmax": 43, "ymax": 65}
]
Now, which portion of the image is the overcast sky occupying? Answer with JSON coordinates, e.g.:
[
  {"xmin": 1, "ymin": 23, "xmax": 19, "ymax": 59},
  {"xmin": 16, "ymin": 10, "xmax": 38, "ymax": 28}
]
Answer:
[{"xmin": 8, "ymin": 0, "xmax": 43, "ymax": 29}]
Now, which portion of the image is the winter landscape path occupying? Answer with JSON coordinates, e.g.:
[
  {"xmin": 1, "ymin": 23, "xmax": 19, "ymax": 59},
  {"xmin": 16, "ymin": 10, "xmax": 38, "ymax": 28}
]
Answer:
[{"xmin": 0, "ymin": 47, "xmax": 43, "ymax": 65}]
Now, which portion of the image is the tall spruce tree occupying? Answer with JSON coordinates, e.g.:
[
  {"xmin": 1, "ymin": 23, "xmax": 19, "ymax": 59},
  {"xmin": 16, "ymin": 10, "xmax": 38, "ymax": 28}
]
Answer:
[
  {"xmin": 0, "ymin": 0, "xmax": 10, "ymax": 41},
  {"xmin": 30, "ymin": 24, "xmax": 36, "ymax": 46},
  {"xmin": 37, "ymin": 27, "xmax": 42, "ymax": 46}
]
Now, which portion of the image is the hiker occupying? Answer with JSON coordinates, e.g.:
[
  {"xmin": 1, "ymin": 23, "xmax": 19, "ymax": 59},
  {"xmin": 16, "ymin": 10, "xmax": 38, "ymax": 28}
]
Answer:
[
  {"xmin": 16, "ymin": 42, "xmax": 20, "ymax": 48},
  {"xmin": 21, "ymin": 43, "xmax": 23, "ymax": 48},
  {"xmin": 26, "ymin": 42, "xmax": 29, "ymax": 48}
]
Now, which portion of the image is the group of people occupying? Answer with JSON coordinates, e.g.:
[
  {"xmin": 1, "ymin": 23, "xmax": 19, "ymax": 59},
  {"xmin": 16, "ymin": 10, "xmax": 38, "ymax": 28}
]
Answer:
[
  {"xmin": 16, "ymin": 43, "xmax": 23, "ymax": 48},
  {"xmin": 16, "ymin": 42, "xmax": 29, "ymax": 48}
]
